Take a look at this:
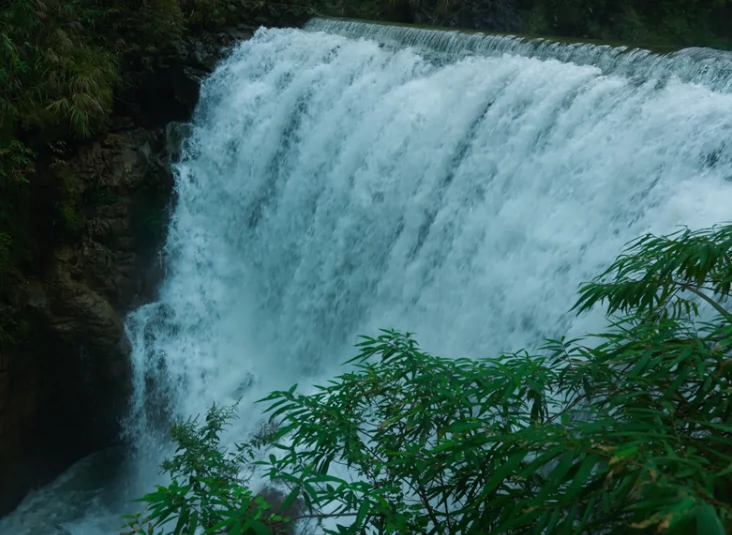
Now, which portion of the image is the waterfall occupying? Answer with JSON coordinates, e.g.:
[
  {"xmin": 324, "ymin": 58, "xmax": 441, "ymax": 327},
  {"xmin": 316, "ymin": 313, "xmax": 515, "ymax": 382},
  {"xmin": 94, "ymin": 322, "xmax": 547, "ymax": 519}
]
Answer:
[
  {"xmin": 306, "ymin": 18, "xmax": 732, "ymax": 92},
  {"xmin": 3, "ymin": 21, "xmax": 732, "ymax": 534}
]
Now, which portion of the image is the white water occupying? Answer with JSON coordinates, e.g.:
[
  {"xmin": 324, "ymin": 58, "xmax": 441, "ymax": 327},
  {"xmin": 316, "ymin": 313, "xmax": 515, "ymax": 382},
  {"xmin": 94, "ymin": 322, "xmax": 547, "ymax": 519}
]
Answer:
[{"xmin": 3, "ymin": 22, "xmax": 732, "ymax": 534}]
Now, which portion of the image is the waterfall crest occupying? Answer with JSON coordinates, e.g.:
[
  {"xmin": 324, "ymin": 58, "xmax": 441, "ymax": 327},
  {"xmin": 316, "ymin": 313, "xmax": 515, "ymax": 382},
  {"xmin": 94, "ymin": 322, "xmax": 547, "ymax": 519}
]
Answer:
[{"xmin": 306, "ymin": 18, "xmax": 732, "ymax": 92}]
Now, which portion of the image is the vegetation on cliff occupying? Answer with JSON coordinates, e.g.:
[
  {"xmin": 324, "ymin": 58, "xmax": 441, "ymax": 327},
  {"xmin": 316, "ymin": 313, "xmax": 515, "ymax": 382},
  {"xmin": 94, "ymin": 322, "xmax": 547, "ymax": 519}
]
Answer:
[
  {"xmin": 123, "ymin": 224, "xmax": 732, "ymax": 534},
  {"xmin": 0, "ymin": 0, "xmax": 314, "ymax": 345},
  {"xmin": 336, "ymin": 0, "xmax": 732, "ymax": 49},
  {"xmin": 520, "ymin": 0, "xmax": 732, "ymax": 49}
]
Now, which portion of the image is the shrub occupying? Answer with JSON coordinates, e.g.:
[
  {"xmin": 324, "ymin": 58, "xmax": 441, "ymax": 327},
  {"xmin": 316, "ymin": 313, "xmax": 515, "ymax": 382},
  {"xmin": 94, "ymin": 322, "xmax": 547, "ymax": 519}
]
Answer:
[
  {"xmin": 519, "ymin": 0, "xmax": 732, "ymax": 48},
  {"xmin": 0, "ymin": 0, "xmax": 121, "ymax": 283},
  {"xmin": 123, "ymin": 223, "xmax": 732, "ymax": 534}
]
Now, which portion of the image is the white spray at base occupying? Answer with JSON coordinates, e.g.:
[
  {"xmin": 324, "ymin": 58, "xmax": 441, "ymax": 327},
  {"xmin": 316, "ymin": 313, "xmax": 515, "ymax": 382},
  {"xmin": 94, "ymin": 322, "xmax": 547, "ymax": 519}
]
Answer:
[{"xmin": 3, "ymin": 23, "xmax": 732, "ymax": 534}]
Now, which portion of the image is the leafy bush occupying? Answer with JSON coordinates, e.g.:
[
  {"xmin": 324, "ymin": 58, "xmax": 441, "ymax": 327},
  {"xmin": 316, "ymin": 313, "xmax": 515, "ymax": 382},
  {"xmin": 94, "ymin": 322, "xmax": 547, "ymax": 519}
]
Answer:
[
  {"xmin": 0, "ymin": 0, "xmax": 121, "ymax": 282},
  {"xmin": 1, "ymin": 1, "xmax": 119, "ymax": 141},
  {"xmin": 123, "ymin": 223, "xmax": 732, "ymax": 535},
  {"xmin": 519, "ymin": 0, "xmax": 732, "ymax": 48}
]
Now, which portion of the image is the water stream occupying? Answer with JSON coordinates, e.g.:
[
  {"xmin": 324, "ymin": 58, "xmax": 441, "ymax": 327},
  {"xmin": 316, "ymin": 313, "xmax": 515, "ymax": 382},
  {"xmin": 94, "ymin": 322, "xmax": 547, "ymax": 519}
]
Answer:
[{"xmin": 3, "ymin": 20, "xmax": 732, "ymax": 534}]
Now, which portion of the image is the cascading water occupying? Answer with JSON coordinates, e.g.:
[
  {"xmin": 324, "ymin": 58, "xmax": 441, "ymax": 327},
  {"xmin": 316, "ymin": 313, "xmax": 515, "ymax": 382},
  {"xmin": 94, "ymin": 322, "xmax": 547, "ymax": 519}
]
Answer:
[{"xmin": 3, "ymin": 19, "xmax": 732, "ymax": 534}]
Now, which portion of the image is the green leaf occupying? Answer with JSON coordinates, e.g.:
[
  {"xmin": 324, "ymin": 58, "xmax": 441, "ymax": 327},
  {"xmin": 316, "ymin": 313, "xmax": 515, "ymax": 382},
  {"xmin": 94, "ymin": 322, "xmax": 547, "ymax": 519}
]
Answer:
[
  {"xmin": 696, "ymin": 503, "xmax": 726, "ymax": 535},
  {"xmin": 566, "ymin": 454, "xmax": 600, "ymax": 498},
  {"xmin": 245, "ymin": 519, "xmax": 272, "ymax": 535}
]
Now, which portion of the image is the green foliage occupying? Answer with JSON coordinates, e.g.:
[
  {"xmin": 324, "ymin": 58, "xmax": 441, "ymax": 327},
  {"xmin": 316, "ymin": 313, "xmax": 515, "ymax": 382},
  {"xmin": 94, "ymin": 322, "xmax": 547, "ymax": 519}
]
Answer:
[
  {"xmin": 0, "ymin": 314, "xmax": 31, "ymax": 349},
  {"xmin": 0, "ymin": 0, "xmax": 120, "ymax": 280},
  {"xmin": 125, "ymin": 223, "xmax": 732, "ymax": 534},
  {"xmin": 122, "ymin": 405, "xmax": 296, "ymax": 535},
  {"xmin": 574, "ymin": 224, "xmax": 732, "ymax": 323},
  {"xmin": 0, "ymin": 232, "xmax": 11, "ymax": 280},
  {"xmin": 183, "ymin": 0, "xmax": 231, "ymax": 28},
  {"xmin": 0, "ymin": 139, "xmax": 35, "ymax": 185},
  {"xmin": 1, "ymin": 0, "xmax": 119, "ymax": 141},
  {"xmin": 104, "ymin": 0, "xmax": 187, "ymax": 77},
  {"xmin": 519, "ymin": 0, "xmax": 732, "ymax": 49},
  {"xmin": 52, "ymin": 164, "xmax": 85, "ymax": 237}
]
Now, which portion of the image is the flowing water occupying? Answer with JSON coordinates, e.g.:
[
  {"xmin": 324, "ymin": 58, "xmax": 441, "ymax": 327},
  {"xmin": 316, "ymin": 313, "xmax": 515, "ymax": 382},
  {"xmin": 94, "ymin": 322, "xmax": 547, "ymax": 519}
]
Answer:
[{"xmin": 3, "ymin": 19, "xmax": 732, "ymax": 534}]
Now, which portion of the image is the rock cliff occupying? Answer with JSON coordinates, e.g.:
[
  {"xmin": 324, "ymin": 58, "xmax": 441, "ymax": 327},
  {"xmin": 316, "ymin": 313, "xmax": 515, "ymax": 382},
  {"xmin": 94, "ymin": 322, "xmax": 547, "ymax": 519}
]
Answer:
[
  {"xmin": 0, "ymin": 126, "xmax": 171, "ymax": 515},
  {"xmin": 0, "ymin": 26, "xmax": 249, "ymax": 517}
]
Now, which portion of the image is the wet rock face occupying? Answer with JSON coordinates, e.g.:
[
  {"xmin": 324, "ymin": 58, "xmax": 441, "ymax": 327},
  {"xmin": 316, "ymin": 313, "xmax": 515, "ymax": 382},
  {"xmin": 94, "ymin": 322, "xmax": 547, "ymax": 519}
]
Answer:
[
  {"xmin": 67, "ymin": 127, "xmax": 173, "ymax": 311},
  {"xmin": 0, "ymin": 127, "xmax": 173, "ymax": 516}
]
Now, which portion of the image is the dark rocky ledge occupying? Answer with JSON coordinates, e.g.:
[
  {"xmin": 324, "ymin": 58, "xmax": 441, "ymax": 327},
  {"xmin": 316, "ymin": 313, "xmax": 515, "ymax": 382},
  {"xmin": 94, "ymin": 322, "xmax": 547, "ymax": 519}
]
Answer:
[{"xmin": 0, "ymin": 26, "xmax": 251, "ymax": 518}]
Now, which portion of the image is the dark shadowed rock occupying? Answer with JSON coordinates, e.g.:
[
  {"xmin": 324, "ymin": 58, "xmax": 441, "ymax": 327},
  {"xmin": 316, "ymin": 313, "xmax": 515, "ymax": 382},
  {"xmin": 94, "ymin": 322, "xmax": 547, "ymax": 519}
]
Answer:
[
  {"xmin": 0, "ymin": 127, "xmax": 173, "ymax": 516},
  {"xmin": 128, "ymin": 25, "xmax": 255, "ymax": 127}
]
